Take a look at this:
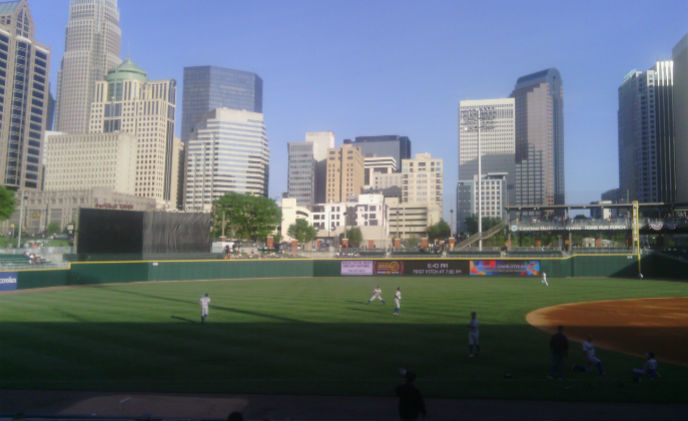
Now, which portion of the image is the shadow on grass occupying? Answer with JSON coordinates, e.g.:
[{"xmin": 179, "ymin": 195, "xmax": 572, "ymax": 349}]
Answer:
[{"xmin": 0, "ymin": 322, "xmax": 686, "ymax": 404}]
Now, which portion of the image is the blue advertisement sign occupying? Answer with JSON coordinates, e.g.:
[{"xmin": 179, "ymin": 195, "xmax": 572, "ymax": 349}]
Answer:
[
  {"xmin": 470, "ymin": 260, "xmax": 540, "ymax": 276},
  {"xmin": 0, "ymin": 271, "xmax": 17, "ymax": 291}
]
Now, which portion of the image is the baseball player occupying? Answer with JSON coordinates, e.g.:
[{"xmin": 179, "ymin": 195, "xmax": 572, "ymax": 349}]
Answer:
[
  {"xmin": 368, "ymin": 286, "xmax": 386, "ymax": 304},
  {"xmin": 393, "ymin": 287, "xmax": 402, "ymax": 316},
  {"xmin": 582, "ymin": 336, "xmax": 605, "ymax": 374},
  {"xmin": 541, "ymin": 272, "xmax": 549, "ymax": 287},
  {"xmin": 199, "ymin": 293, "xmax": 211, "ymax": 323},
  {"xmin": 632, "ymin": 352, "xmax": 658, "ymax": 382},
  {"xmin": 468, "ymin": 311, "xmax": 480, "ymax": 357}
]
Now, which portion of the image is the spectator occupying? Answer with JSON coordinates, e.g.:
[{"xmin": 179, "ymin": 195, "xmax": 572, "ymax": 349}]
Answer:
[
  {"xmin": 548, "ymin": 325, "xmax": 568, "ymax": 380},
  {"xmin": 632, "ymin": 352, "xmax": 658, "ymax": 382},
  {"xmin": 396, "ymin": 370, "xmax": 426, "ymax": 421}
]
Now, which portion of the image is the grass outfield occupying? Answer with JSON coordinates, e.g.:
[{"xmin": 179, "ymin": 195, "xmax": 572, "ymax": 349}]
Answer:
[{"xmin": 0, "ymin": 276, "xmax": 687, "ymax": 403}]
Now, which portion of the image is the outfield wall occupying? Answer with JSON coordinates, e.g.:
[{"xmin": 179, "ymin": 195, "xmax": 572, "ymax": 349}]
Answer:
[{"xmin": 4, "ymin": 252, "xmax": 676, "ymax": 291}]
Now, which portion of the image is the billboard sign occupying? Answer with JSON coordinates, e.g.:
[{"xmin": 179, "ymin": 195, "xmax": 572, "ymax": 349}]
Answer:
[
  {"xmin": 374, "ymin": 260, "xmax": 404, "ymax": 275},
  {"xmin": 0, "ymin": 271, "xmax": 17, "ymax": 291},
  {"xmin": 470, "ymin": 260, "xmax": 540, "ymax": 276},
  {"xmin": 404, "ymin": 260, "xmax": 469, "ymax": 276},
  {"xmin": 341, "ymin": 260, "xmax": 374, "ymax": 276}
]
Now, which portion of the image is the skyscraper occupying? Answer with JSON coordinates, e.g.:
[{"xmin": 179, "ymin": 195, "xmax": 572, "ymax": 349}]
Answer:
[
  {"xmin": 0, "ymin": 0, "xmax": 51, "ymax": 190},
  {"xmin": 89, "ymin": 59, "xmax": 178, "ymax": 208},
  {"xmin": 287, "ymin": 141, "xmax": 315, "ymax": 206},
  {"xmin": 458, "ymin": 98, "xmax": 516, "ymax": 202},
  {"xmin": 352, "ymin": 135, "xmax": 411, "ymax": 167},
  {"xmin": 401, "ymin": 153, "xmax": 443, "ymax": 208},
  {"xmin": 617, "ymin": 62, "xmax": 673, "ymax": 203},
  {"xmin": 511, "ymin": 68, "xmax": 564, "ymax": 206},
  {"xmin": 182, "ymin": 66, "xmax": 263, "ymax": 142},
  {"xmin": 326, "ymin": 144, "xmax": 364, "ymax": 203},
  {"xmin": 184, "ymin": 108, "xmax": 269, "ymax": 211},
  {"xmin": 672, "ymin": 33, "xmax": 688, "ymax": 204},
  {"xmin": 54, "ymin": 0, "xmax": 121, "ymax": 134}
]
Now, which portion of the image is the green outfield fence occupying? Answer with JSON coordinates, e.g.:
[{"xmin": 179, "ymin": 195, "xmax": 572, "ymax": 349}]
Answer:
[{"xmin": 6, "ymin": 251, "xmax": 686, "ymax": 291}]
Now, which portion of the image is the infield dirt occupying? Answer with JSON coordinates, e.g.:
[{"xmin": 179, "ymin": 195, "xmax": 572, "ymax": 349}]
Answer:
[{"xmin": 526, "ymin": 297, "xmax": 688, "ymax": 366}]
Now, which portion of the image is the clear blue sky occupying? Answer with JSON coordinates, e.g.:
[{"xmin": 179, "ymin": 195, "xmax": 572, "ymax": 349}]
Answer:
[{"xmin": 30, "ymin": 0, "xmax": 688, "ymax": 220}]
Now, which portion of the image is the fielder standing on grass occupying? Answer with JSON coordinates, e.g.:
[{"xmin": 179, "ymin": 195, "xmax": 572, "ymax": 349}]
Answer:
[
  {"xmin": 368, "ymin": 285, "xmax": 386, "ymax": 304},
  {"xmin": 393, "ymin": 287, "xmax": 402, "ymax": 316},
  {"xmin": 468, "ymin": 311, "xmax": 480, "ymax": 357},
  {"xmin": 541, "ymin": 271, "xmax": 549, "ymax": 287},
  {"xmin": 199, "ymin": 293, "xmax": 211, "ymax": 324}
]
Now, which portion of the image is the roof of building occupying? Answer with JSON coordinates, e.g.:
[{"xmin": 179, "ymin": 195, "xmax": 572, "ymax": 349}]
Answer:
[
  {"xmin": 105, "ymin": 58, "xmax": 148, "ymax": 83},
  {"xmin": 515, "ymin": 68, "xmax": 561, "ymax": 86},
  {"xmin": 0, "ymin": 1, "xmax": 21, "ymax": 16}
]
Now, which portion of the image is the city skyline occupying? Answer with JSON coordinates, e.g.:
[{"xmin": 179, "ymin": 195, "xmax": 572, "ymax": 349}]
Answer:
[{"xmin": 27, "ymin": 0, "xmax": 688, "ymax": 220}]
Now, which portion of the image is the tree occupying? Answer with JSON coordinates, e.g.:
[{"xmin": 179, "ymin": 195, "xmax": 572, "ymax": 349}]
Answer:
[
  {"xmin": 287, "ymin": 219, "xmax": 318, "ymax": 245},
  {"xmin": 345, "ymin": 227, "xmax": 363, "ymax": 248},
  {"xmin": 427, "ymin": 219, "xmax": 451, "ymax": 241},
  {"xmin": 212, "ymin": 192, "xmax": 281, "ymax": 241},
  {"xmin": 46, "ymin": 222, "xmax": 61, "ymax": 235},
  {"xmin": 0, "ymin": 187, "xmax": 16, "ymax": 221},
  {"xmin": 463, "ymin": 215, "xmax": 502, "ymax": 235}
]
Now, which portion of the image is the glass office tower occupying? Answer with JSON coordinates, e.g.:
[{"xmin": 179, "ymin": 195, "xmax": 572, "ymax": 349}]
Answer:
[{"xmin": 182, "ymin": 66, "xmax": 263, "ymax": 142}]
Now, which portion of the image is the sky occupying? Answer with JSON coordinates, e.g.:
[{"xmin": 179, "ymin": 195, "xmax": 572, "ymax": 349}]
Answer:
[{"xmin": 28, "ymin": 0, "xmax": 688, "ymax": 221}]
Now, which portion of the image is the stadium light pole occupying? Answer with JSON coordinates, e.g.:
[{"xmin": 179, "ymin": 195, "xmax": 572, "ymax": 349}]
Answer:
[{"xmin": 461, "ymin": 106, "xmax": 496, "ymax": 251}]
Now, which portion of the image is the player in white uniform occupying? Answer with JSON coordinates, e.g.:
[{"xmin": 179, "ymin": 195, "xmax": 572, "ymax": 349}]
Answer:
[
  {"xmin": 393, "ymin": 287, "xmax": 402, "ymax": 315},
  {"xmin": 368, "ymin": 286, "xmax": 386, "ymax": 304},
  {"xmin": 468, "ymin": 311, "xmax": 480, "ymax": 357},
  {"xmin": 199, "ymin": 293, "xmax": 211, "ymax": 323},
  {"xmin": 541, "ymin": 272, "xmax": 549, "ymax": 287},
  {"xmin": 633, "ymin": 352, "xmax": 658, "ymax": 382},
  {"xmin": 582, "ymin": 336, "xmax": 604, "ymax": 374}
]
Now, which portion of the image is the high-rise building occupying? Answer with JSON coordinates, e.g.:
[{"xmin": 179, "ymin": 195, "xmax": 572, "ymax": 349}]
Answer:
[
  {"xmin": 89, "ymin": 59, "xmax": 178, "ymax": 208},
  {"xmin": 511, "ymin": 68, "xmax": 564, "ymax": 206},
  {"xmin": 287, "ymin": 141, "xmax": 315, "ymax": 206},
  {"xmin": 181, "ymin": 66, "xmax": 263, "ymax": 142},
  {"xmin": 672, "ymin": 33, "xmax": 688, "ymax": 204},
  {"xmin": 0, "ymin": 0, "xmax": 51, "ymax": 190},
  {"xmin": 54, "ymin": 0, "xmax": 121, "ymax": 134},
  {"xmin": 325, "ymin": 144, "xmax": 364, "ymax": 203},
  {"xmin": 352, "ymin": 135, "xmax": 411, "ymax": 167},
  {"xmin": 184, "ymin": 108, "xmax": 269, "ymax": 211},
  {"xmin": 364, "ymin": 156, "xmax": 396, "ymax": 189},
  {"xmin": 456, "ymin": 173, "xmax": 507, "ymax": 233},
  {"xmin": 401, "ymin": 153, "xmax": 443, "ymax": 208},
  {"xmin": 44, "ymin": 132, "xmax": 137, "ymax": 193},
  {"xmin": 287, "ymin": 131, "xmax": 334, "ymax": 207},
  {"xmin": 618, "ymin": 61, "xmax": 673, "ymax": 203},
  {"xmin": 306, "ymin": 131, "xmax": 334, "ymax": 203},
  {"xmin": 459, "ymin": 98, "xmax": 515, "ymax": 204}
]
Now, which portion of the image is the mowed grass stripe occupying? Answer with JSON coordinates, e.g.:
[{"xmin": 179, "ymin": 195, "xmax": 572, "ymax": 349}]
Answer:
[{"xmin": 1, "ymin": 276, "xmax": 687, "ymax": 402}]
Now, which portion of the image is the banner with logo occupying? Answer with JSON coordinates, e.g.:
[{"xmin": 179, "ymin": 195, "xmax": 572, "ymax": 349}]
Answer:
[
  {"xmin": 374, "ymin": 260, "xmax": 404, "ymax": 275},
  {"xmin": 404, "ymin": 260, "xmax": 469, "ymax": 276},
  {"xmin": 470, "ymin": 260, "xmax": 540, "ymax": 276},
  {"xmin": 0, "ymin": 271, "xmax": 18, "ymax": 291},
  {"xmin": 341, "ymin": 260, "xmax": 374, "ymax": 276}
]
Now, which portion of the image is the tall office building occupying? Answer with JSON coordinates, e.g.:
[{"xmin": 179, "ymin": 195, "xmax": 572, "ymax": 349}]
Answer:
[
  {"xmin": 352, "ymin": 135, "xmax": 411, "ymax": 167},
  {"xmin": 54, "ymin": 0, "xmax": 121, "ymax": 133},
  {"xmin": 182, "ymin": 66, "xmax": 263, "ymax": 142},
  {"xmin": 287, "ymin": 131, "xmax": 334, "ymax": 206},
  {"xmin": 184, "ymin": 108, "xmax": 269, "ymax": 211},
  {"xmin": 325, "ymin": 144, "xmax": 364, "ymax": 203},
  {"xmin": 618, "ymin": 61, "xmax": 673, "ymax": 203},
  {"xmin": 306, "ymin": 131, "xmax": 334, "ymax": 203},
  {"xmin": 0, "ymin": 0, "xmax": 50, "ymax": 190},
  {"xmin": 287, "ymin": 141, "xmax": 315, "ymax": 206},
  {"xmin": 401, "ymin": 153, "xmax": 443, "ymax": 208},
  {"xmin": 511, "ymin": 68, "xmax": 564, "ymax": 206},
  {"xmin": 89, "ymin": 59, "xmax": 178, "ymax": 208},
  {"xmin": 673, "ymin": 33, "xmax": 688, "ymax": 204},
  {"xmin": 458, "ymin": 98, "xmax": 515, "ymax": 203}
]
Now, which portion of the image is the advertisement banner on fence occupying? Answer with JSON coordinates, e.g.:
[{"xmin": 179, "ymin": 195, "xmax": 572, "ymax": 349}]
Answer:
[
  {"xmin": 404, "ymin": 260, "xmax": 469, "ymax": 276},
  {"xmin": 374, "ymin": 260, "xmax": 404, "ymax": 275},
  {"xmin": 0, "ymin": 271, "xmax": 17, "ymax": 291},
  {"xmin": 470, "ymin": 260, "xmax": 540, "ymax": 276},
  {"xmin": 341, "ymin": 260, "xmax": 374, "ymax": 276}
]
